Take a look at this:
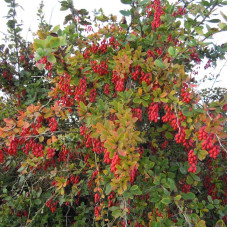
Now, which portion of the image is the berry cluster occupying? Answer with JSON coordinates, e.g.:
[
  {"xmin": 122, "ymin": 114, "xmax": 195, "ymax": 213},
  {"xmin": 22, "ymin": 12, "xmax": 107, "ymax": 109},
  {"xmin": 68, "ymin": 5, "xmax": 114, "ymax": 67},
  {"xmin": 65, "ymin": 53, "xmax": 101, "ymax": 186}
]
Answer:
[
  {"xmin": 129, "ymin": 166, "xmax": 138, "ymax": 185},
  {"xmin": 139, "ymin": 72, "xmax": 152, "ymax": 85},
  {"xmin": 108, "ymin": 191, "xmax": 115, "ymax": 207},
  {"xmin": 36, "ymin": 56, "xmax": 53, "ymax": 70},
  {"xmin": 172, "ymin": 7, "xmax": 186, "ymax": 17},
  {"xmin": 94, "ymin": 205, "xmax": 101, "ymax": 217},
  {"xmin": 92, "ymin": 138, "xmax": 104, "ymax": 155},
  {"xmin": 2, "ymin": 70, "xmax": 13, "ymax": 81},
  {"xmin": 99, "ymin": 39, "xmax": 107, "ymax": 54},
  {"xmin": 112, "ymin": 71, "xmax": 126, "ymax": 92},
  {"xmin": 110, "ymin": 152, "xmax": 120, "ymax": 173},
  {"xmin": 147, "ymin": 49, "xmax": 155, "ymax": 58},
  {"xmin": 83, "ymin": 49, "xmax": 90, "ymax": 59},
  {"xmin": 90, "ymin": 43, "xmax": 99, "ymax": 54},
  {"xmin": 104, "ymin": 84, "xmax": 110, "ymax": 95},
  {"xmin": 162, "ymin": 105, "xmax": 178, "ymax": 130},
  {"xmin": 175, "ymin": 128, "xmax": 186, "ymax": 144},
  {"xmin": 132, "ymin": 108, "xmax": 142, "ymax": 121},
  {"xmin": 161, "ymin": 140, "xmax": 168, "ymax": 149},
  {"xmin": 91, "ymin": 60, "xmax": 108, "ymax": 76},
  {"xmin": 89, "ymin": 88, "xmax": 97, "ymax": 103},
  {"xmin": 0, "ymin": 149, "xmax": 4, "ymax": 164},
  {"xmin": 49, "ymin": 117, "xmax": 58, "ymax": 132},
  {"xmin": 90, "ymin": 39, "xmax": 108, "ymax": 54},
  {"xmin": 94, "ymin": 193, "xmax": 100, "ymax": 203},
  {"xmin": 6, "ymin": 138, "xmax": 19, "ymax": 156},
  {"xmin": 132, "ymin": 65, "xmax": 141, "ymax": 81},
  {"xmin": 59, "ymin": 73, "xmax": 72, "ymax": 95},
  {"xmin": 151, "ymin": 0, "xmax": 164, "ymax": 31},
  {"xmin": 180, "ymin": 83, "xmax": 191, "ymax": 103},
  {"xmin": 70, "ymin": 175, "xmax": 80, "ymax": 185},
  {"xmin": 46, "ymin": 199, "xmax": 58, "ymax": 213},
  {"xmin": 189, "ymin": 48, "xmax": 201, "ymax": 64},
  {"xmin": 152, "ymin": 208, "xmax": 163, "ymax": 218},
  {"xmin": 204, "ymin": 59, "xmax": 211, "ymax": 69},
  {"xmin": 35, "ymin": 115, "xmax": 44, "ymax": 129},
  {"xmin": 74, "ymin": 77, "xmax": 87, "ymax": 102},
  {"xmin": 104, "ymin": 148, "xmax": 111, "ymax": 164},
  {"xmin": 148, "ymin": 102, "xmax": 159, "ymax": 122},
  {"xmin": 188, "ymin": 149, "xmax": 197, "ymax": 173},
  {"xmin": 198, "ymin": 126, "xmax": 220, "ymax": 159},
  {"xmin": 32, "ymin": 141, "xmax": 44, "ymax": 158},
  {"xmin": 182, "ymin": 183, "xmax": 191, "ymax": 193},
  {"xmin": 47, "ymin": 147, "xmax": 55, "ymax": 159}
]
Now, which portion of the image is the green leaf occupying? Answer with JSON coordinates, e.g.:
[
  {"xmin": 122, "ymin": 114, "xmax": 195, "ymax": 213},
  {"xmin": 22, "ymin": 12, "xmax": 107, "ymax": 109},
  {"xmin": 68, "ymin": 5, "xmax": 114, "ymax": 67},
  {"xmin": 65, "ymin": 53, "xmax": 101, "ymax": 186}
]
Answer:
[
  {"xmin": 52, "ymin": 25, "xmax": 60, "ymax": 33},
  {"xmin": 182, "ymin": 107, "xmax": 193, "ymax": 117},
  {"xmin": 120, "ymin": 10, "xmax": 131, "ymax": 16},
  {"xmin": 168, "ymin": 47, "xmax": 176, "ymax": 56},
  {"xmin": 82, "ymin": 66, "xmax": 91, "ymax": 73},
  {"xmin": 60, "ymin": 6, "xmax": 68, "ymax": 11},
  {"xmin": 183, "ymin": 192, "xmax": 195, "ymax": 200},
  {"xmin": 138, "ymin": 0, "xmax": 149, "ymax": 5},
  {"xmin": 105, "ymin": 184, "xmax": 112, "ymax": 195},
  {"xmin": 207, "ymin": 19, "xmax": 220, "ymax": 23},
  {"xmin": 161, "ymin": 197, "xmax": 171, "ymax": 205},
  {"xmin": 215, "ymin": 220, "xmax": 226, "ymax": 227},
  {"xmin": 121, "ymin": 0, "xmax": 132, "ymax": 4},
  {"xmin": 186, "ymin": 175, "xmax": 194, "ymax": 185},
  {"xmin": 5, "ymin": 196, "xmax": 12, "ymax": 201},
  {"xmin": 127, "ymin": 34, "xmax": 137, "ymax": 41},
  {"xmin": 120, "ymin": 24, "xmax": 128, "ymax": 29},
  {"xmin": 179, "ymin": 164, "xmax": 187, "ymax": 175},
  {"xmin": 34, "ymin": 39, "xmax": 46, "ymax": 50},
  {"xmin": 195, "ymin": 108, "xmax": 204, "ymax": 114},
  {"xmin": 165, "ymin": 131, "xmax": 173, "ymax": 139},
  {"xmin": 130, "ymin": 185, "xmax": 142, "ymax": 195},
  {"xmin": 34, "ymin": 199, "xmax": 42, "ymax": 205},
  {"xmin": 48, "ymin": 37, "xmax": 61, "ymax": 48},
  {"xmin": 195, "ymin": 27, "xmax": 204, "ymax": 35},
  {"xmin": 47, "ymin": 55, "xmax": 56, "ymax": 63},
  {"xmin": 174, "ymin": 195, "xmax": 182, "ymax": 201},
  {"xmin": 154, "ymin": 59, "xmax": 166, "ymax": 69},
  {"xmin": 220, "ymin": 11, "xmax": 227, "ymax": 21},
  {"xmin": 198, "ymin": 150, "xmax": 208, "ymax": 161},
  {"xmin": 17, "ymin": 166, "xmax": 25, "ymax": 173},
  {"xmin": 207, "ymin": 204, "xmax": 214, "ymax": 209},
  {"xmin": 133, "ymin": 97, "xmax": 142, "ymax": 104},
  {"xmin": 36, "ymin": 48, "xmax": 45, "ymax": 57},
  {"xmin": 112, "ymin": 209, "xmax": 122, "ymax": 218},
  {"xmin": 219, "ymin": 22, "xmax": 227, "ymax": 30},
  {"xmin": 197, "ymin": 220, "xmax": 206, "ymax": 227},
  {"xmin": 142, "ymin": 100, "xmax": 149, "ymax": 107}
]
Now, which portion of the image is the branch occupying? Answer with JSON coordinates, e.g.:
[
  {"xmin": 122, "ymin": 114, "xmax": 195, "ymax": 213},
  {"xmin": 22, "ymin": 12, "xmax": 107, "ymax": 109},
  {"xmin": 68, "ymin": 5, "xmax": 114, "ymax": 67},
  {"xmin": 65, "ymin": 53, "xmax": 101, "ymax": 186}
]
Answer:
[
  {"xmin": 206, "ymin": 110, "xmax": 227, "ymax": 153},
  {"xmin": 176, "ymin": 202, "xmax": 193, "ymax": 227},
  {"xmin": 211, "ymin": 60, "xmax": 227, "ymax": 89}
]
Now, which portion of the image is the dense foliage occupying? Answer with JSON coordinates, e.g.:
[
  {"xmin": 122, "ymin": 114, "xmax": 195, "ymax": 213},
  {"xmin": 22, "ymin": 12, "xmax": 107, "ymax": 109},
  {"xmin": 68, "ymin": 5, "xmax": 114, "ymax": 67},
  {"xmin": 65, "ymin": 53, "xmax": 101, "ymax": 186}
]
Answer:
[{"xmin": 0, "ymin": 0, "xmax": 227, "ymax": 226}]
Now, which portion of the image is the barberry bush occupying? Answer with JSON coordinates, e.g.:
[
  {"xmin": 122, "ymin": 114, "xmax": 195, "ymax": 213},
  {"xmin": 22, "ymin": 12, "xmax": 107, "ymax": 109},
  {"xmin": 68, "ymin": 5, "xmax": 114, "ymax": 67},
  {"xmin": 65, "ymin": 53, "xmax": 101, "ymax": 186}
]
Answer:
[{"xmin": 0, "ymin": 0, "xmax": 227, "ymax": 226}]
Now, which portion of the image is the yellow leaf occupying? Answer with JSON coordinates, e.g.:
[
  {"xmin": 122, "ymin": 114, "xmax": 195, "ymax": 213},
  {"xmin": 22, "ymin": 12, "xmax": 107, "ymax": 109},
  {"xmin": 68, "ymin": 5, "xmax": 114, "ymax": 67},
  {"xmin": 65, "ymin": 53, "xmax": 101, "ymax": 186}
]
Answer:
[
  {"xmin": 197, "ymin": 220, "xmax": 206, "ymax": 227},
  {"xmin": 52, "ymin": 135, "xmax": 57, "ymax": 143},
  {"xmin": 138, "ymin": 88, "xmax": 143, "ymax": 96},
  {"xmin": 47, "ymin": 138, "xmax": 52, "ymax": 145},
  {"xmin": 26, "ymin": 219, "xmax": 32, "ymax": 224},
  {"xmin": 44, "ymin": 111, "xmax": 53, "ymax": 119},
  {"xmin": 39, "ymin": 136, "xmax": 44, "ymax": 142}
]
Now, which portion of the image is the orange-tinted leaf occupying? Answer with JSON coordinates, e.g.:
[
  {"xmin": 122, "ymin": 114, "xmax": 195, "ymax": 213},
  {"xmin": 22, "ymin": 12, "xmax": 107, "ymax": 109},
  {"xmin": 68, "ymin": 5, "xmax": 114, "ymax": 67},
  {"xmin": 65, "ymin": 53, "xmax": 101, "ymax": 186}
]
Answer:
[
  {"xmin": 52, "ymin": 135, "xmax": 57, "ymax": 142},
  {"xmin": 27, "ymin": 104, "xmax": 40, "ymax": 114},
  {"xmin": 47, "ymin": 138, "xmax": 52, "ymax": 145},
  {"xmin": 4, "ymin": 118, "xmax": 15, "ymax": 126}
]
